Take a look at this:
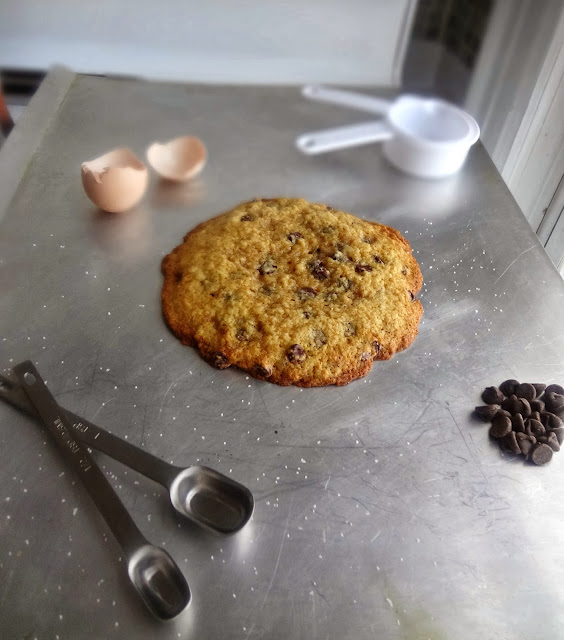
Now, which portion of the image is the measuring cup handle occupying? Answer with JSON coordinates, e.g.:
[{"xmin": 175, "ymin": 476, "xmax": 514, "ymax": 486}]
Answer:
[
  {"xmin": 302, "ymin": 85, "xmax": 393, "ymax": 115},
  {"xmin": 296, "ymin": 121, "xmax": 393, "ymax": 155}
]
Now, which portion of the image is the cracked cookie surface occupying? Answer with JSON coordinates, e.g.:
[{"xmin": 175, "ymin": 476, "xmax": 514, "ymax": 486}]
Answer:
[{"xmin": 161, "ymin": 198, "xmax": 423, "ymax": 387}]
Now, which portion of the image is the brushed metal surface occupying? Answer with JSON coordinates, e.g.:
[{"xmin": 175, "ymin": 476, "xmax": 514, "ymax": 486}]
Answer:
[{"xmin": 1, "ymin": 71, "xmax": 564, "ymax": 639}]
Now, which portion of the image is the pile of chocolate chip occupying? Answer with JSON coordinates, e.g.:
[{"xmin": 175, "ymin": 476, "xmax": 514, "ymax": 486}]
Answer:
[{"xmin": 475, "ymin": 380, "xmax": 564, "ymax": 465}]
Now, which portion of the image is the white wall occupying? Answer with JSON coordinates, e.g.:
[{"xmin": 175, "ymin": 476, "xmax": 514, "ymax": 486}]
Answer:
[{"xmin": 0, "ymin": 0, "xmax": 416, "ymax": 85}]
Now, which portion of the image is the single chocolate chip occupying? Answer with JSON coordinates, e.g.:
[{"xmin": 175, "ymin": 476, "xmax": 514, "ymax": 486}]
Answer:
[
  {"xmin": 409, "ymin": 291, "xmax": 416, "ymax": 301},
  {"xmin": 544, "ymin": 392, "xmax": 564, "ymax": 415},
  {"xmin": 355, "ymin": 264, "xmax": 373, "ymax": 274},
  {"xmin": 373, "ymin": 255, "xmax": 384, "ymax": 264},
  {"xmin": 546, "ymin": 384, "xmax": 564, "ymax": 396},
  {"xmin": 483, "ymin": 386, "xmax": 505, "ymax": 405},
  {"xmin": 546, "ymin": 432, "xmax": 561, "ymax": 452},
  {"xmin": 287, "ymin": 344, "xmax": 306, "ymax": 364},
  {"xmin": 541, "ymin": 412, "xmax": 563, "ymax": 429},
  {"xmin": 236, "ymin": 328, "xmax": 250, "ymax": 341},
  {"xmin": 252, "ymin": 364, "xmax": 272, "ymax": 378},
  {"xmin": 490, "ymin": 414, "xmax": 512, "ymax": 438},
  {"xmin": 258, "ymin": 257, "xmax": 277, "ymax": 275},
  {"xmin": 550, "ymin": 427, "xmax": 564, "ymax": 445},
  {"xmin": 240, "ymin": 214, "xmax": 253, "ymax": 221},
  {"xmin": 372, "ymin": 341, "xmax": 382, "ymax": 355},
  {"xmin": 501, "ymin": 395, "xmax": 520, "ymax": 414},
  {"xmin": 499, "ymin": 379, "xmax": 519, "ymax": 396},
  {"xmin": 287, "ymin": 231, "xmax": 303, "ymax": 243},
  {"xmin": 500, "ymin": 431, "xmax": 521, "ymax": 454},
  {"xmin": 516, "ymin": 382, "xmax": 536, "ymax": 401},
  {"xmin": 336, "ymin": 276, "xmax": 352, "ymax": 291},
  {"xmin": 303, "ymin": 311, "xmax": 311, "ymax": 319},
  {"xmin": 529, "ymin": 443, "xmax": 553, "ymax": 465},
  {"xmin": 207, "ymin": 352, "xmax": 230, "ymax": 369},
  {"xmin": 344, "ymin": 322, "xmax": 356, "ymax": 337},
  {"xmin": 532, "ymin": 383, "xmax": 547, "ymax": 397},
  {"xmin": 511, "ymin": 413, "xmax": 525, "ymax": 433},
  {"xmin": 402, "ymin": 267, "xmax": 408, "ymax": 275},
  {"xmin": 516, "ymin": 432, "xmax": 536, "ymax": 456},
  {"xmin": 528, "ymin": 418, "xmax": 545, "ymax": 439},
  {"xmin": 312, "ymin": 329, "xmax": 327, "ymax": 348},
  {"xmin": 474, "ymin": 405, "xmax": 500, "ymax": 422},
  {"xmin": 530, "ymin": 399, "xmax": 545, "ymax": 413},
  {"xmin": 310, "ymin": 260, "xmax": 329, "ymax": 280},
  {"xmin": 516, "ymin": 397, "xmax": 532, "ymax": 418},
  {"xmin": 297, "ymin": 287, "xmax": 317, "ymax": 300}
]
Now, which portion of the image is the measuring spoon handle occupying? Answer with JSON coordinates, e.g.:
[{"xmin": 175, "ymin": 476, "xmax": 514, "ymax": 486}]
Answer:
[
  {"xmin": 0, "ymin": 372, "xmax": 180, "ymax": 489},
  {"xmin": 13, "ymin": 361, "xmax": 148, "ymax": 558},
  {"xmin": 63, "ymin": 412, "xmax": 181, "ymax": 489}
]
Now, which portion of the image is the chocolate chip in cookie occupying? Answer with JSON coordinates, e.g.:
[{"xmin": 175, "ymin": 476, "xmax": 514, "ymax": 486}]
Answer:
[
  {"xmin": 312, "ymin": 329, "xmax": 327, "ymax": 348},
  {"xmin": 310, "ymin": 260, "xmax": 329, "ymax": 280},
  {"xmin": 331, "ymin": 250, "xmax": 347, "ymax": 263},
  {"xmin": 336, "ymin": 276, "xmax": 352, "ymax": 291},
  {"xmin": 288, "ymin": 232, "xmax": 303, "ymax": 244},
  {"xmin": 236, "ymin": 328, "xmax": 250, "ymax": 341},
  {"xmin": 252, "ymin": 364, "xmax": 272, "ymax": 378},
  {"xmin": 298, "ymin": 287, "xmax": 317, "ymax": 300},
  {"xmin": 258, "ymin": 257, "xmax": 277, "ymax": 275},
  {"xmin": 287, "ymin": 344, "xmax": 306, "ymax": 363},
  {"xmin": 207, "ymin": 352, "xmax": 230, "ymax": 369}
]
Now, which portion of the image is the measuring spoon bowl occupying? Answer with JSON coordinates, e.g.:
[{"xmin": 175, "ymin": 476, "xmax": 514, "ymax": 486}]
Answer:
[
  {"xmin": 169, "ymin": 466, "xmax": 254, "ymax": 534},
  {"xmin": 0, "ymin": 373, "xmax": 254, "ymax": 534},
  {"xmin": 128, "ymin": 544, "xmax": 191, "ymax": 620}
]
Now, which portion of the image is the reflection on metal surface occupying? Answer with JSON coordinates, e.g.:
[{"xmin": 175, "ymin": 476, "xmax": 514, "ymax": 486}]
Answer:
[
  {"xmin": 151, "ymin": 178, "xmax": 206, "ymax": 209},
  {"xmin": 90, "ymin": 205, "xmax": 152, "ymax": 261}
]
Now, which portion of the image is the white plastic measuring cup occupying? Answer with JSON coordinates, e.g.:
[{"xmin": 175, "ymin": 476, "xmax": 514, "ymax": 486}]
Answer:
[{"xmin": 296, "ymin": 85, "xmax": 480, "ymax": 179}]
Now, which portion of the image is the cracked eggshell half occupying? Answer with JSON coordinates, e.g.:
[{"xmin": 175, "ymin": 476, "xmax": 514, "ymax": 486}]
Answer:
[
  {"xmin": 81, "ymin": 148, "xmax": 149, "ymax": 213},
  {"xmin": 146, "ymin": 136, "xmax": 207, "ymax": 182}
]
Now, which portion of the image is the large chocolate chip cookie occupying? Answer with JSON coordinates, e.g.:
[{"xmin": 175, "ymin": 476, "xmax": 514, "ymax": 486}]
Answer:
[{"xmin": 161, "ymin": 198, "xmax": 423, "ymax": 386}]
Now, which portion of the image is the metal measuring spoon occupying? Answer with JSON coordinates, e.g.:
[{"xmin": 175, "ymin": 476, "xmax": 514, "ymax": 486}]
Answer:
[
  {"xmin": 0, "ymin": 372, "xmax": 254, "ymax": 534},
  {"xmin": 12, "ymin": 361, "xmax": 191, "ymax": 620}
]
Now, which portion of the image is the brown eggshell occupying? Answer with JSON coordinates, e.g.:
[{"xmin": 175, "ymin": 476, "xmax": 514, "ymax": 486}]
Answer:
[
  {"xmin": 81, "ymin": 148, "xmax": 148, "ymax": 213},
  {"xmin": 146, "ymin": 136, "xmax": 206, "ymax": 182}
]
